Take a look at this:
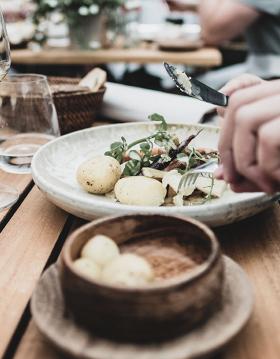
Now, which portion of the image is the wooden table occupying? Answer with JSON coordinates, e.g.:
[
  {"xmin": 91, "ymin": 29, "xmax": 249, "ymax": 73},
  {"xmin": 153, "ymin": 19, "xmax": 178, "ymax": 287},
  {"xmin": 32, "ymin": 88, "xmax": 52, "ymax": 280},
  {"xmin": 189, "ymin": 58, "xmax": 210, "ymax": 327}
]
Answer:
[
  {"xmin": 11, "ymin": 46, "xmax": 222, "ymax": 67},
  {"xmin": 1, "ymin": 123, "xmax": 280, "ymax": 359}
]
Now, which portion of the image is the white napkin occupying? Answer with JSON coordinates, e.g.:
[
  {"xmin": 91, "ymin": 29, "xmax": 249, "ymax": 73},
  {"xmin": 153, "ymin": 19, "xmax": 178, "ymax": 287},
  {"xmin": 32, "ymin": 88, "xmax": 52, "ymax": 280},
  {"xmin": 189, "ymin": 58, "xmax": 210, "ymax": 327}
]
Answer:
[{"xmin": 101, "ymin": 82, "xmax": 215, "ymax": 124}]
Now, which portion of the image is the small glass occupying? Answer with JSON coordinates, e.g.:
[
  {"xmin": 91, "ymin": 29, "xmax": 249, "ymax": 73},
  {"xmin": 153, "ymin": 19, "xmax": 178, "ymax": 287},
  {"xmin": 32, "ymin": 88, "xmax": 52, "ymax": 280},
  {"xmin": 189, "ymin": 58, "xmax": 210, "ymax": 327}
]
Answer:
[{"xmin": 0, "ymin": 74, "xmax": 60, "ymax": 174}]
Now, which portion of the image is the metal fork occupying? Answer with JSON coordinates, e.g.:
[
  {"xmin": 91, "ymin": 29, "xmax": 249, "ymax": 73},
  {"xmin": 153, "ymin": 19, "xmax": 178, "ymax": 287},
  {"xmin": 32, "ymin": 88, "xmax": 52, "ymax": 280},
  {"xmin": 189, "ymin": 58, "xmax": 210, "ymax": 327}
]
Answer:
[{"xmin": 179, "ymin": 159, "xmax": 219, "ymax": 190}]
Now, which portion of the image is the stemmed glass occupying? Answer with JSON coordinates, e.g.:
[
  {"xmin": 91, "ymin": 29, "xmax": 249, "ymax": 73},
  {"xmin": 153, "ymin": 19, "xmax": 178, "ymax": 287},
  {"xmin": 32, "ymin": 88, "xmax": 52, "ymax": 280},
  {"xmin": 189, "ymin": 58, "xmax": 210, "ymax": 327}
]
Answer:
[
  {"xmin": 0, "ymin": 6, "xmax": 19, "ymax": 209},
  {"xmin": 0, "ymin": 7, "xmax": 60, "ymax": 209}
]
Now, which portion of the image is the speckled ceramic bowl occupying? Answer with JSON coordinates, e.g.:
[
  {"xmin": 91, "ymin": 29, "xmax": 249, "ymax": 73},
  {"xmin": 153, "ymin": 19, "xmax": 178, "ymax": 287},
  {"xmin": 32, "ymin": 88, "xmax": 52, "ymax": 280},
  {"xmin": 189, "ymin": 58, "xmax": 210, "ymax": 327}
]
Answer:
[
  {"xmin": 31, "ymin": 122, "xmax": 280, "ymax": 226},
  {"xmin": 60, "ymin": 214, "xmax": 224, "ymax": 342}
]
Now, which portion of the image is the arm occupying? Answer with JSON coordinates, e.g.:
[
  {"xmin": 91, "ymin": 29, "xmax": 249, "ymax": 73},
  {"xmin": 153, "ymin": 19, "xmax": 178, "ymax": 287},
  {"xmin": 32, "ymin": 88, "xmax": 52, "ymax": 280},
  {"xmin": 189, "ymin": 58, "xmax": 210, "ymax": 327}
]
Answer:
[
  {"xmin": 165, "ymin": 0, "xmax": 199, "ymax": 12},
  {"xmin": 199, "ymin": 0, "xmax": 259, "ymax": 45}
]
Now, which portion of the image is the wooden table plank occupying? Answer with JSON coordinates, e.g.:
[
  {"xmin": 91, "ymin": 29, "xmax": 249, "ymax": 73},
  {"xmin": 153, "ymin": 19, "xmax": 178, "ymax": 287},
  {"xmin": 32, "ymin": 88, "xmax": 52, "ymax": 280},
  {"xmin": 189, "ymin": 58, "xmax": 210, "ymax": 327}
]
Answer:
[
  {"xmin": 13, "ymin": 322, "xmax": 63, "ymax": 359},
  {"xmin": 0, "ymin": 186, "xmax": 69, "ymax": 358},
  {"xmin": 12, "ymin": 204, "xmax": 280, "ymax": 359},
  {"xmin": 218, "ymin": 204, "xmax": 280, "ymax": 359},
  {"xmin": 11, "ymin": 47, "xmax": 222, "ymax": 67}
]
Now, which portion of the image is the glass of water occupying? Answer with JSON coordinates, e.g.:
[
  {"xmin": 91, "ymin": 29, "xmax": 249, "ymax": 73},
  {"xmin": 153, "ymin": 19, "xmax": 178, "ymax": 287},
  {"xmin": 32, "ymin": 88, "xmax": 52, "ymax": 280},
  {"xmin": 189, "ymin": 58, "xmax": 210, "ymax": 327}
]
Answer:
[
  {"xmin": 0, "ymin": 6, "xmax": 19, "ymax": 209},
  {"xmin": 0, "ymin": 74, "xmax": 60, "ymax": 174}
]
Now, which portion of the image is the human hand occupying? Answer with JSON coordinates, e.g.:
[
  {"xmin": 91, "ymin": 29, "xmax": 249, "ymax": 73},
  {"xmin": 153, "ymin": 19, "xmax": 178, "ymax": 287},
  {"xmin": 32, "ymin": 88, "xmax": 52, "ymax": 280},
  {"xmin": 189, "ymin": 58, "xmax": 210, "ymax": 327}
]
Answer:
[
  {"xmin": 165, "ymin": 0, "xmax": 198, "ymax": 12},
  {"xmin": 217, "ymin": 74, "xmax": 265, "ymax": 118},
  {"xmin": 215, "ymin": 80, "xmax": 280, "ymax": 194}
]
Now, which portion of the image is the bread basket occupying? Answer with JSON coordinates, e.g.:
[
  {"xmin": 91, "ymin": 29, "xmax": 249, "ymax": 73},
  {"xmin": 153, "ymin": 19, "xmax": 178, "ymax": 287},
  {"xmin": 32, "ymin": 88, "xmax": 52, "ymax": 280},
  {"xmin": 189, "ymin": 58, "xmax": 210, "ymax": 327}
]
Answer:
[{"xmin": 48, "ymin": 77, "xmax": 106, "ymax": 135}]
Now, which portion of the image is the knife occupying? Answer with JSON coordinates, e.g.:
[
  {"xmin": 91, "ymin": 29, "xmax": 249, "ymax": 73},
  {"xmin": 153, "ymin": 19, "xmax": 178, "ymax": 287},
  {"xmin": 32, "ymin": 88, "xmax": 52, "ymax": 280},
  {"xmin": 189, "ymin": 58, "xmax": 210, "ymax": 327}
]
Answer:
[{"xmin": 164, "ymin": 62, "xmax": 229, "ymax": 107}]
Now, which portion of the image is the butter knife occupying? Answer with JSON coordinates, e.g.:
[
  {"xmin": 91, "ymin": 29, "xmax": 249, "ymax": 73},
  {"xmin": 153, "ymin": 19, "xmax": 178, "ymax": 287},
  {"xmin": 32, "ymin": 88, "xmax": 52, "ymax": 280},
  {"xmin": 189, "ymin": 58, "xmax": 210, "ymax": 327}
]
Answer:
[{"xmin": 164, "ymin": 62, "xmax": 228, "ymax": 107}]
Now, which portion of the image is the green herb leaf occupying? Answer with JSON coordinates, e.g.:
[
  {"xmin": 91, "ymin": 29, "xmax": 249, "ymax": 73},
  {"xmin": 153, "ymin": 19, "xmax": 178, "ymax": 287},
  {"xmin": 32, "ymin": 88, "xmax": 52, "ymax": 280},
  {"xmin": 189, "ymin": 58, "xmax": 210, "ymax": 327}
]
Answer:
[
  {"xmin": 123, "ymin": 160, "xmax": 142, "ymax": 176},
  {"xmin": 110, "ymin": 141, "xmax": 123, "ymax": 150},
  {"xmin": 140, "ymin": 142, "xmax": 151, "ymax": 153},
  {"xmin": 149, "ymin": 113, "xmax": 168, "ymax": 131},
  {"xmin": 129, "ymin": 150, "xmax": 142, "ymax": 161}
]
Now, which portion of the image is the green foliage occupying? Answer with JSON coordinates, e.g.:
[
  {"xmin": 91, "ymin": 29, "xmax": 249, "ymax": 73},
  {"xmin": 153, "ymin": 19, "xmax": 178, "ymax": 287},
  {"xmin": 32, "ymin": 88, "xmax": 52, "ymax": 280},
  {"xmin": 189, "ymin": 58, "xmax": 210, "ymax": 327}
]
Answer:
[
  {"xmin": 104, "ymin": 136, "xmax": 127, "ymax": 163},
  {"xmin": 105, "ymin": 113, "xmax": 174, "ymax": 176},
  {"xmin": 148, "ymin": 113, "xmax": 167, "ymax": 132},
  {"xmin": 105, "ymin": 113, "xmax": 203, "ymax": 177},
  {"xmin": 122, "ymin": 159, "xmax": 142, "ymax": 176},
  {"xmin": 33, "ymin": 0, "xmax": 124, "ymax": 24}
]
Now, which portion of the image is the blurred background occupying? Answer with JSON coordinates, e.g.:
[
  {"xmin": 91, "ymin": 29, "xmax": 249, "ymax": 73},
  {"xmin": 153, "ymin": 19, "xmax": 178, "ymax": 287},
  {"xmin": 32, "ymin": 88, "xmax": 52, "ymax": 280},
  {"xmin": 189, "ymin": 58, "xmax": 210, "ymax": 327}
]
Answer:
[{"xmin": 2, "ymin": 0, "xmax": 250, "ymax": 92}]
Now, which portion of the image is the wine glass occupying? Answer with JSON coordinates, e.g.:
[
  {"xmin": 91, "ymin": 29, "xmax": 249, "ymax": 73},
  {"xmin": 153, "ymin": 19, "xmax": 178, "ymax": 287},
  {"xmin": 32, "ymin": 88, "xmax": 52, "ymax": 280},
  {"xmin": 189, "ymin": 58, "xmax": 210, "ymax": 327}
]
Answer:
[
  {"xmin": 0, "ymin": 7, "xmax": 60, "ymax": 210},
  {"xmin": 0, "ymin": 74, "xmax": 60, "ymax": 174},
  {"xmin": 0, "ymin": 6, "xmax": 19, "ymax": 210}
]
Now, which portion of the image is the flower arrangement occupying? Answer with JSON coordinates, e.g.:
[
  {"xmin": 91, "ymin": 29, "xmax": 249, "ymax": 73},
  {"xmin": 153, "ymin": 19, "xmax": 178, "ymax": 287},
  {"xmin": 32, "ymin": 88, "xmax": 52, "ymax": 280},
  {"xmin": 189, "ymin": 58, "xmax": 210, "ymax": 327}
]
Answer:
[{"xmin": 33, "ymin": 0, "xmax": 124, "ymax": 25}]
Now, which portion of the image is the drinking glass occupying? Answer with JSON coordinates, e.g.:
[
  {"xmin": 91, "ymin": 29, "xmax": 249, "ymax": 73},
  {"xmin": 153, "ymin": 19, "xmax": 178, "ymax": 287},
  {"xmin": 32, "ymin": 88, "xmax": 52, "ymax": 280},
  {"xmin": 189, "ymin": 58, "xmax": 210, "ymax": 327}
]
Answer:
[
  {"xmin": 0, "ymin": 74, "xmax": 60, "ymax": 174},
  {"xmin": 0, "ymin": 6, "xmax": 19, "ymax": 210}
]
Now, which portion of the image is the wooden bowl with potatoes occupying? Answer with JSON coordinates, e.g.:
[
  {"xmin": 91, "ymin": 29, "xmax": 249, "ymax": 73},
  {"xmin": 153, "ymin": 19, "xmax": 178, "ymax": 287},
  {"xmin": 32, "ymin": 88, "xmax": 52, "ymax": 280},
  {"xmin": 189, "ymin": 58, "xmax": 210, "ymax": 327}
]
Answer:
[{"xmin": 60, "ymin": 214, "xmax": 224, "ymax": 343}]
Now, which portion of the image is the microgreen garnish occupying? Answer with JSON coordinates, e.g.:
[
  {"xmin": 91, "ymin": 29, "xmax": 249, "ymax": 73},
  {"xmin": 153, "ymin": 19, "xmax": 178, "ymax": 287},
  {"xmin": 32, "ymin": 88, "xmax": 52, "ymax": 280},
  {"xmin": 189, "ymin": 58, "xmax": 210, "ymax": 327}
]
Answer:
[
  {"xmin": 105, "ymin": 113, "xmax": 203, "ymax": 176},
  {"xmin": 104, "ymin": 136, "xmax": 127, "ymax": 163},
  {"xmin": 122, "ymin": 160, "xmax": 142, "ymax": 176},
  {"xmin": 148, "ymin": 113, "xmax": 167, "ymax": 131}
]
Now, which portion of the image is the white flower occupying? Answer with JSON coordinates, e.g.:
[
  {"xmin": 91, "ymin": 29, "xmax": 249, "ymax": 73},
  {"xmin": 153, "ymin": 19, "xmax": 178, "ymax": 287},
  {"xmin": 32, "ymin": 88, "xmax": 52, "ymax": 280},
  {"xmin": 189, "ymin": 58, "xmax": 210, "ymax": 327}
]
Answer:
[
  {"xmin": 45, "ymin": 0, "xmax": 58, "ymax": 8},
  {"xmin": 78, "ymin": 6, "xmax": 89, "ymax": 16},
  {"xmin": 89, "ymin": 4, "xmax": 100, "ymax": 15}
]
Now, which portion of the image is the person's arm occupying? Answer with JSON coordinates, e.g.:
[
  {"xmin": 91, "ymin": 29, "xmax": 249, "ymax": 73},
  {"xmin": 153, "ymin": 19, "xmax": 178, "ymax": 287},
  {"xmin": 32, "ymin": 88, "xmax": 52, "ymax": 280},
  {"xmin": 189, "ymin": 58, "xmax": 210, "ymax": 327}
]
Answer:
[
  {"xmin": 199, "ymin": 0, "xmax": 259, "ymax": 45},
  {"xmin": 216, "ymin": 79, "xmax": 280, "ymax": 194},
  {"xmin": 165, "ymin": 0, "xmax": 199, "ymax": 12}
]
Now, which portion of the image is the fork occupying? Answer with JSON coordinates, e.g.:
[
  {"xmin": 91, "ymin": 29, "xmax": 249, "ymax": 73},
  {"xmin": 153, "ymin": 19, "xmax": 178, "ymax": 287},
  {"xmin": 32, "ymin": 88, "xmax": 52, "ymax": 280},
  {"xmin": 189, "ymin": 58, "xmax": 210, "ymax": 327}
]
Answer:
[{"xmin": 179, "ymin": 159, "xmax": 219, "ymax": 190}]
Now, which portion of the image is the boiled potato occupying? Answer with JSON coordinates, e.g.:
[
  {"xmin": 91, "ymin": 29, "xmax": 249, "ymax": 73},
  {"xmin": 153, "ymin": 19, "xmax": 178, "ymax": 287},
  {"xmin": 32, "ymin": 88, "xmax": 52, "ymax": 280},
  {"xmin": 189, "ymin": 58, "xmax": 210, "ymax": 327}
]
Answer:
[
  {"xmin": 77, "ymin": 155, "xmax": 121, "ymax": 194},
  {"xmin": 101, "ymin": 253, "xmax": 154, "ymax": 287},
  {"xmin": 142, "ymin": 167, "xmax": 165, "ymax": 180},
  {"xmin": 81, "ymin": 234, "xmax": 120, "ymax": 267},
  {"xmin": 115, "ymin": 176, "xmax": 166, "ymax": 206},
  {"xmin": 73, "ymin": 258, "xmax": 101, "ymax": 280}
]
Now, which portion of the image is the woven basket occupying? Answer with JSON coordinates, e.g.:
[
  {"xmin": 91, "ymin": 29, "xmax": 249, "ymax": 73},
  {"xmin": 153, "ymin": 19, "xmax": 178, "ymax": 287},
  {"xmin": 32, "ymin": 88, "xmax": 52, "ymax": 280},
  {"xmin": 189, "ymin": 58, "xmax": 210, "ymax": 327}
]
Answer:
[{"xmin": 48, "ymin": 77, "xmax": 106, "ymax": 135}]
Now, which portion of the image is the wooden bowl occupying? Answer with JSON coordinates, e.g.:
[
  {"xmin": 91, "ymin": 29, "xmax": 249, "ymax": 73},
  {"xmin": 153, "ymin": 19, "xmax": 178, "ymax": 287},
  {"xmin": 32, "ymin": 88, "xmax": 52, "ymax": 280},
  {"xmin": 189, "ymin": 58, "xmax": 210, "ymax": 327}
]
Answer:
[{"xmin": 60, "ymin": 214, "xmax": 224, "ymax": 343}]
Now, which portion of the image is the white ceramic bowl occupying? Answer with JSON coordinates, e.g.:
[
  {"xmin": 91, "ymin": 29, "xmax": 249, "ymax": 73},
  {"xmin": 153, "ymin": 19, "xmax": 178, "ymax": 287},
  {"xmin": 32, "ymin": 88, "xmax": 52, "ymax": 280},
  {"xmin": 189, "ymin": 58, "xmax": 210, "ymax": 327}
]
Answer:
[{"xmin": 31, "ymin": 122, "xmax": 279, "ymax": 227}]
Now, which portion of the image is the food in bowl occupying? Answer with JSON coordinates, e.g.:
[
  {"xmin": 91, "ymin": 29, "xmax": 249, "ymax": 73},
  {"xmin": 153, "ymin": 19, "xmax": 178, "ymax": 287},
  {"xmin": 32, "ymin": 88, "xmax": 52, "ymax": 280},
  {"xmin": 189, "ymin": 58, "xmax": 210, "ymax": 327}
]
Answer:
[
  {"xmin": 114, "ymin": 176, "xmax": 167, "ymax": 206},
  {"xmin": 76, "ymin": 114, "xmax": 227, "ymax": 207},
  {"xmin": 81, "ymin": 234, "xmax": 120, "ymax": 267},
  {"xmin": 73, "ymin": 234, "xmax": 155, "ymax": 287},
  {"xmin": 61, "ymin": 214, "xmax": 224, "ymax": 342},
  {"xmin": 73, "ymin": 258, "xmax": 101, "ymax": 280},
  {"xmin": 101, "ymin": 253, "xmax": 154, "ymax": 287},
  {"xmin": 77, "ymin": 155, "xmax": 121, "ymax": 194}
]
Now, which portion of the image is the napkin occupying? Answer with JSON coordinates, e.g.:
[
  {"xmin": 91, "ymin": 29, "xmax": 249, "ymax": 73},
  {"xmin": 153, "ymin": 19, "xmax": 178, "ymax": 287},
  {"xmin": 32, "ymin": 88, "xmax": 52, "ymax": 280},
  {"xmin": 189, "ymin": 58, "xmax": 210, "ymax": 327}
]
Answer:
[{"xmin": 101, "ymin": 82, "xmax": 215, "ymax": 124}]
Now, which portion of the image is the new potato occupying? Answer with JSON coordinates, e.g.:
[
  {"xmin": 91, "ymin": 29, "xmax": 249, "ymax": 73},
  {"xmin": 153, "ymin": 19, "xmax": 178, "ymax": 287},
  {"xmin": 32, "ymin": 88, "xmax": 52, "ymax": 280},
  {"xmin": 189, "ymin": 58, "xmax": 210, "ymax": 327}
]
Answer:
[
  {"xmin": 73, "ymin": 258, "xmax": 101, "ymax": 280},
  {"xmin": 81, "ymin": 234, "xmax": 120, "ymax": 267},
  {"xmin": 115, "ymin": 176, "xmax": 166, "ymax": 206},
  {"xmin": 101, "ymin": 253, "xmax": 154, "ymax": 287},
  {"xmin": 77, "ymin": 155, "xmax": 121, "ymax": 194}
]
